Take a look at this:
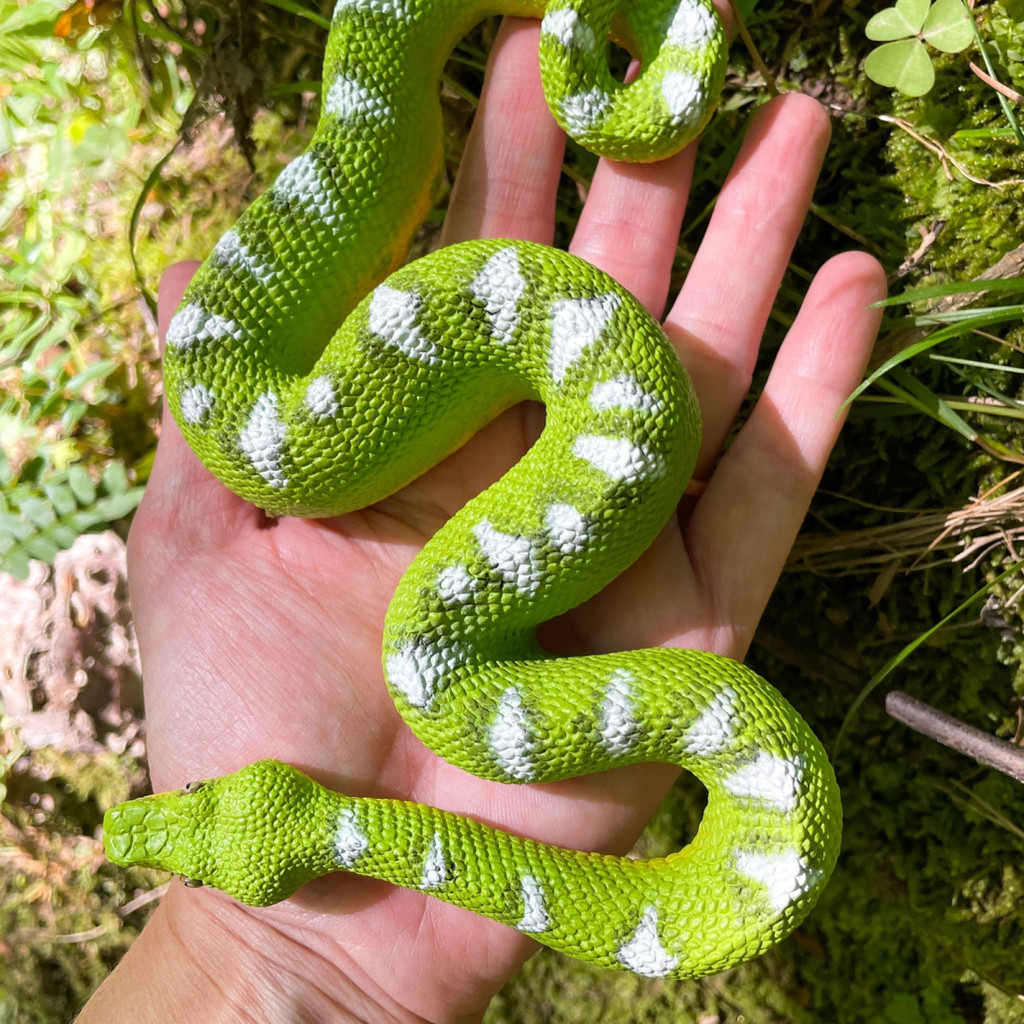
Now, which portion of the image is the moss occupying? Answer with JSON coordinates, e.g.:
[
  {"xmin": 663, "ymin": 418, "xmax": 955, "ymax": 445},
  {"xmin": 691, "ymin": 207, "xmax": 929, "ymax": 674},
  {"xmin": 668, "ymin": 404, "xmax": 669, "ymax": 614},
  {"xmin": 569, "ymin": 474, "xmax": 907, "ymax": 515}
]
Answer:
[{"xmin": 0, "ymin": 747, "xmax": 163, "ymax": 1024}]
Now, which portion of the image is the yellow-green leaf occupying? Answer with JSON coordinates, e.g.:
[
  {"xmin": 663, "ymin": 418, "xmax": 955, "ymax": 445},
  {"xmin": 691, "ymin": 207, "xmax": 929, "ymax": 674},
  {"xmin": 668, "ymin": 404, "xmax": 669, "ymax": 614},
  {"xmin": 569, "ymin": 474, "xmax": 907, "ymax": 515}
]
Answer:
[
  {"xmin": 864, "ymin": 38, "xmax": 936, "ymax": 95},
  {"xmin": 865, "ymin": 0, "xmax": 930, "ymax": 40},
  {"xmin": 921, "ymin": 0, "xmax": 974, "ymax": 52}
]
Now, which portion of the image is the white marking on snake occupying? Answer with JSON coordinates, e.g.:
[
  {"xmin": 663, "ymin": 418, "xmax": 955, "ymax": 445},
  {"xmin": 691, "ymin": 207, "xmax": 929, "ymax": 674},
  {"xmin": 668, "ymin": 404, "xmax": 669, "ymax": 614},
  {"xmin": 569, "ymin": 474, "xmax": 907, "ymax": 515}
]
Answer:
[
  {"xmin": 734, "ymin": 850, "xmax": 821, "ymax": 912},
  {"xmin": 334, "ymin": 807, "xmax": 368, "ymax": 867},
  {"xmin": 211, "ymin": 229, "xmax": 274, "ymax": 283},
  {"xmin": 165, "ymin": 303, "xmax": 245, "ymax": 351},
  {"xmin": 470, "ymin": 247, "xmax": 526, "ymax": 345},
  {"xmin": 305, "ymin": 375, "xmax": 338, "ymax": 418},
  {"xmin": 662, "ymin": 71, "xmax": 704, "ymax": 123},
  {"xmin": 544, "ymin": 503, "xmax": 588, "ymax": 556},
  {"xmin": 541, "ymin": 7, "xmax": 596, "ymax": 51},
  {"xmin": 386, "ymin": 639, "xmax": 465, "ymax": 710},
  {"xmin": 600, "ymin": 669, "xmax": 640, "ymax": 754},
  {"xmin": 666, "ymin": 0, "xmax": 718, "ymax": 48},
  {"xmin": 420, "ymin": 832, "xmax": 447, "ymax": 889},
  {"xmin": 589, "ymin": 376, "xmax": 661, "ymax": 415},
  {"xmin": 490, "ymin": 687, "xmax": 534, "ymax": 780},
  {"xmin": 724, "ymin": 752, "xmax": 805, "ymax": 812},
  {"xmin": 436, "ymin": 564, "xmax": 476, "ymax": 604},
  {"xmin": 178, "ymin": 384, "xmax": 214, "ymax": 424},
  {"xmin": 474, "ymin": 519, "xmax": 540, "ymax": 593},
  {"xmin": 238, "ymin": 392, "xmax": 287, "ymax": 488},
  {"xmin": 272, "ymin": 152, "xmax": 336, "ymax": 221},
  {"xmin": 617, "ymin": 905, "xmax": 679, "ymax": 977},
  {"xmin": 572, "ymin": 435, "xmax": 664, "ymax": 484},
  {"xmin": 684, "ymin": 686, "xmax": 738, "ymax": 755},
  {"xmin": 324, "ymin": 75, "xmax": 393, "ymax": 122},
  {"xmin": 368, "ymin": 284, "xmax": 438, "ymax": 364},
  {"xmin": 549, "ymin": 294, "xmax": 621, "ymax": 383},
  {"xmin": 333, "ymin": 0, "xmax": 408, "ymax": 19},
  {"xmin": 560, "ymin": 89, "xmax": 612, "ymax": 134},
  {"xmin": 517, "ymin": 875, "xmax": 549, "ymax": 933}
]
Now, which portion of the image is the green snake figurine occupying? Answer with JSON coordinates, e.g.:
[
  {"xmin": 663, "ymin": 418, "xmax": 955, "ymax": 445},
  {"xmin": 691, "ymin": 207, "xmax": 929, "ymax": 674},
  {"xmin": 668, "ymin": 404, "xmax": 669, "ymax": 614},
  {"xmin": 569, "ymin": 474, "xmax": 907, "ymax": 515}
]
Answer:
[{"xmin": 104, "ymin": 0, "xmax": 842, "ymax": 979}]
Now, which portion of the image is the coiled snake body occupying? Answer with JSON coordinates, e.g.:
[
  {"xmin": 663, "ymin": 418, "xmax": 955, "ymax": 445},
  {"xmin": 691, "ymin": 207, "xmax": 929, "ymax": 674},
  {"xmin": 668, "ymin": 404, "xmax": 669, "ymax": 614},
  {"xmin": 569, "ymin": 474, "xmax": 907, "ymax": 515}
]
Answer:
[{"xmin": 104, "ymin": 0, "xmax": 842, "ymax": 979}]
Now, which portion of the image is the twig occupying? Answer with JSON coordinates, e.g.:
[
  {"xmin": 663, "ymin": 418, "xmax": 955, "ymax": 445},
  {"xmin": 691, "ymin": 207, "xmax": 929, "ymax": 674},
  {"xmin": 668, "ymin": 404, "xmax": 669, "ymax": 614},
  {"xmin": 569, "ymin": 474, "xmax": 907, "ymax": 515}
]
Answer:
[
  {"xmin": 968, "ymin": 60, "xmax": 1024, "ymax": 103},
  {"xmin": 877, "ymin": 115, "xmax": 1021, "ymax": 189},
  {"xmin": 13, "ymin": 924, "xmax": 108, "ymax": 945},
  {"xmin": 728, "ymin": 0, "xmax": 778, "ymax": 96},
  {"xmin": 885, "ymin": 690, "xmax": 1024, "ymax": 784},
  {"xmin": 120, "ymin": 881, "xmax": 170, "ymax": 916}
]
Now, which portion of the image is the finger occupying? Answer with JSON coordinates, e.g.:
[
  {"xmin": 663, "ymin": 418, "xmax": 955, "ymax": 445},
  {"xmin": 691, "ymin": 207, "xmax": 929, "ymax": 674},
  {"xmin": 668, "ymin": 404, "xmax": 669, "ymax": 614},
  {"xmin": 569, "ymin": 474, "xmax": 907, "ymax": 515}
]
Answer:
[
  {"xmin": 441, "ymin": 19, "xmax": 566, "ymax": 246},
  {"xmin": 151, "ymin": 261, "xmax": 206, "ymax": 497},
  {"xmin": 666, "ymin": 93, "xmax": 833, "ymax": 478},
  {"xmin": 569, "ymin": 147, "xmax": 696, "ymax": 318},
  {"xmin": 686, "ymin": 250, "xmax": 887, "ymax": 651},
  {"xmin": 156, "ymin": 261, "xmax": 202, "ymax": 355}
]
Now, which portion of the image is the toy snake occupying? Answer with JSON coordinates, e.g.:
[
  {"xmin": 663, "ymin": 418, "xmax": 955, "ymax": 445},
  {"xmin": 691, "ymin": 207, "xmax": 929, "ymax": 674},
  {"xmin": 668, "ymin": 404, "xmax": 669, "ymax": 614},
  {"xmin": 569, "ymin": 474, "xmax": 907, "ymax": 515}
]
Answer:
[{"xmin": 104, "ymin": 0, "xmax": 842, "ymax": 979}]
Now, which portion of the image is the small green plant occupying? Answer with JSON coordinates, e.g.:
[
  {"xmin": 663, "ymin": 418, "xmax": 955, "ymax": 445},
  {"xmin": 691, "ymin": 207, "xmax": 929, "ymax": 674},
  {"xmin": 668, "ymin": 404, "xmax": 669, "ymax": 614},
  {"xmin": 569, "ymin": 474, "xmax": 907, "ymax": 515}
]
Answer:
[
  {"xmin": 0, "ymin": 461, "xmax": 144, "ymax": 579},
  {"xmin": 0, "ymin": 0, "xmax": 172, "ymax": 581},
  {"xmin": 846, "ymin": 277, "xmax": 1024, "ymax": 457},
  {"xmin": 864, "ymin": 0, "xmax": 974, "ymax": 96}
]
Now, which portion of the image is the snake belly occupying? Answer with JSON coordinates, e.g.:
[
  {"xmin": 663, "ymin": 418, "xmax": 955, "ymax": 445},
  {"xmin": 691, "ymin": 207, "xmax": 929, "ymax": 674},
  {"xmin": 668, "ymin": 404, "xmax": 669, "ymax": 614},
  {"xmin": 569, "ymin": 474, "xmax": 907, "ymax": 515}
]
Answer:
[{"xmin": 103, "ymin": 0, "xmax": 843, "ymax": 980}]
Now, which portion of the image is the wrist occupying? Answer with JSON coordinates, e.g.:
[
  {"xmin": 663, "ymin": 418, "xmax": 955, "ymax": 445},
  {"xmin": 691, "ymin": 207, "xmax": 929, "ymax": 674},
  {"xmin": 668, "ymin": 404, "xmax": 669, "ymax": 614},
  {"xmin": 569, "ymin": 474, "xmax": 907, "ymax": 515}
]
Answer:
[{"xmin": 77, "ymin": 882, "xmax": 418, "ymax": 1024}]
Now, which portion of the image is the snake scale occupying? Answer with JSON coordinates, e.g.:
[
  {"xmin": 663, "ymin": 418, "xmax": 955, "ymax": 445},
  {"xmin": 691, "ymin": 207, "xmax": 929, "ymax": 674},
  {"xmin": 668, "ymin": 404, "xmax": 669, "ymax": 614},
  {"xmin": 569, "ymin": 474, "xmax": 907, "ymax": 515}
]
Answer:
[{"xmin": 103, "ymin": 0, "xmax": 842, "ymax": 979}]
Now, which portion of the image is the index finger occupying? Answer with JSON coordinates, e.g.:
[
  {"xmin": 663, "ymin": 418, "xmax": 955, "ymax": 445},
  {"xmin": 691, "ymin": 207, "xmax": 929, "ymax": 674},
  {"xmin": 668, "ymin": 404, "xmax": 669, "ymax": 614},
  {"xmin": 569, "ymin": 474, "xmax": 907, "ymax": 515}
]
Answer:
[
  {"xmin": 441, "ymin": 19, "xmax": 565, "ymax": 246},
  {"xmin": 666, "ymin": 94, "xmax": 834, "ymax": 480},
  {"xmin": 128, "ymin": 263, "xmax": 257, "ymax": 582}
]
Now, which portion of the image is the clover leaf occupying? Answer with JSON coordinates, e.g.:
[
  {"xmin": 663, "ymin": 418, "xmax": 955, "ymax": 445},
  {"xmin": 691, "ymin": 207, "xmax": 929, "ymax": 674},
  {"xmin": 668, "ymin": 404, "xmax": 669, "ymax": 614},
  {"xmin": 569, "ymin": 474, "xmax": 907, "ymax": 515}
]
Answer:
[{"xmin": 864, "ymin": 0, "xmax": 974, "ymax": 96}]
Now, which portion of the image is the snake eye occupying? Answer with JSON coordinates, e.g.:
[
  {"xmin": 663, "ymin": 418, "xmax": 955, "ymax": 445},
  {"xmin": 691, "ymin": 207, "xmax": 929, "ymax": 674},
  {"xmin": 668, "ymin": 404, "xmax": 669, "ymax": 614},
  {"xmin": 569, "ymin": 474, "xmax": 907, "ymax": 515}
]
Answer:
[
  {"xmin": 183, "ymin": 780, "xmax": 207, "ymax": 794},
  {"xmin": 182, "ymin": 877, "xmax": 205, "ymax": 888}
]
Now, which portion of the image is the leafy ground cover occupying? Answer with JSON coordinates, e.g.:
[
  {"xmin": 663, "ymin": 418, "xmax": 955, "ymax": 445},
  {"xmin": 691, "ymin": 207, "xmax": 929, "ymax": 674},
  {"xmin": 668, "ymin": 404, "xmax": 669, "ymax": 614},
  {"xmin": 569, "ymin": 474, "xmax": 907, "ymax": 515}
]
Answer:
[{"xmin": 1, "ymin": 0, "xmax": 1022, "ymax": 1021}]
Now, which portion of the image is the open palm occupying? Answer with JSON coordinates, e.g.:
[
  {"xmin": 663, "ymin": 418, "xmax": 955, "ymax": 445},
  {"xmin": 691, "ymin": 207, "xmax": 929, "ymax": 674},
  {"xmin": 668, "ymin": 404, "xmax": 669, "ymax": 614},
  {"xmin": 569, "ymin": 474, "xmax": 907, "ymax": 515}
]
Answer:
[{"xmin": 111, "ymin": 17, "xmax": 885, "ymax": 1024}]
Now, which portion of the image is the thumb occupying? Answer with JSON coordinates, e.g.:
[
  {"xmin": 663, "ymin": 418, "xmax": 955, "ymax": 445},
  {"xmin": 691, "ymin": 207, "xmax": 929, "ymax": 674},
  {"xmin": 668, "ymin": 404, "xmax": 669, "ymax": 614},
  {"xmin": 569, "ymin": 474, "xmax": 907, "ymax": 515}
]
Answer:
[
  {"xmin": 157, "ymin": 262, "xmax": 202, "ymax": 346},
  {"xmin": 129, "ymin": 263, "xmax": 262, "ymax": 573}
]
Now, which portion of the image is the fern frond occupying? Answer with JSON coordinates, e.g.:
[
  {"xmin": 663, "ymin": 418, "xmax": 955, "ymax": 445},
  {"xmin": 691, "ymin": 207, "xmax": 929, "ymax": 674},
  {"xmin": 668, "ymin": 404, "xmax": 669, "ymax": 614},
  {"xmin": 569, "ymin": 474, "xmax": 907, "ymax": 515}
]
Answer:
[{"xmin": 0, "ymin": 463, "xmax": 144, "ymax": 579}]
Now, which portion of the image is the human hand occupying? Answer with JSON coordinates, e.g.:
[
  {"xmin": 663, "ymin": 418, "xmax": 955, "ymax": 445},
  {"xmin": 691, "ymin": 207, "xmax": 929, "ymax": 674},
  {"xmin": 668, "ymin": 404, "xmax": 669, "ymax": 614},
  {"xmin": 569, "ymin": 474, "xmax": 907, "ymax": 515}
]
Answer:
[{"xmin": 104, "ymin": 16, "xmax": 885, "ymax": 1024}]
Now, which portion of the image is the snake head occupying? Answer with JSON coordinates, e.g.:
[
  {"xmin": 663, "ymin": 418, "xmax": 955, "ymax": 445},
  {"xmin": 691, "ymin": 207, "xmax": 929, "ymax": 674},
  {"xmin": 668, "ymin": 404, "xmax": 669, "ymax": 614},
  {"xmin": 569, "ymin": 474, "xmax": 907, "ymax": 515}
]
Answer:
[{"xmin": 103, "ymin": 759, "xmax": 335, "ymax": 907}]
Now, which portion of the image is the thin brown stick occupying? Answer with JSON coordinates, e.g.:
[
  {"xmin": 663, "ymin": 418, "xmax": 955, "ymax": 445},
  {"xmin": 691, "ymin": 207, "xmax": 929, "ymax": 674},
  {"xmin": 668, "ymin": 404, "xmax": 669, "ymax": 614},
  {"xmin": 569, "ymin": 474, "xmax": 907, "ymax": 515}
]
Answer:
[
  {"xmin": 886, "ymin": 690, "xmax": 1024, "ymax": 784},
  {"xmin": 728, "ymin": 0, "xmax": 778, "ymax": 96},
  {"xmin": 968, "ymin": 60, "xmax": 1024, "ymax": 103}
]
